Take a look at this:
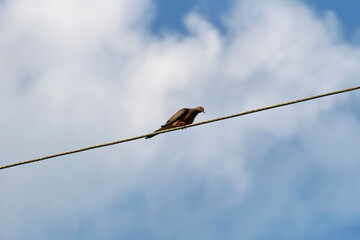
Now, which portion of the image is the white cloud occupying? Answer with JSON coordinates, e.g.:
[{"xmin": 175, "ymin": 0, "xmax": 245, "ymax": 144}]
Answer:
[{"xmin": 1, "ymin": 0, "xmax": 360, "ymax": 239}]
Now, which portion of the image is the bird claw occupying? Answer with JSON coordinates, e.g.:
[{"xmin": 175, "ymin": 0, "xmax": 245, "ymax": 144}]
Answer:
[{"xmin": 177, "ymin": 121, "xmax": 186, "ymax": 129}]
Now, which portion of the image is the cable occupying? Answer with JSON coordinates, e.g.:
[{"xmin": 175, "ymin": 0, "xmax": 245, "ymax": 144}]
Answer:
[{"xmin": 1, "ymin": 85, "xmax": 360, "ymax": 171}]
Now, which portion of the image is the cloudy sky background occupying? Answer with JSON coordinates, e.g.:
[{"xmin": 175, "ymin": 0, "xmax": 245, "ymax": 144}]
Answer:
[{"xmin": 1, "ymin": 0, "xmax": 360, "ymax": 239}]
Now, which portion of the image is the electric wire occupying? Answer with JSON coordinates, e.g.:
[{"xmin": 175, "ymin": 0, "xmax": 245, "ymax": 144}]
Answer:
[{"xmin": 1, "ymin": 85, "xmax": 359, "ymax": 171}]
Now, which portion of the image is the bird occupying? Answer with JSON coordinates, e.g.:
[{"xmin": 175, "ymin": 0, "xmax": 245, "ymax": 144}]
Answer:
[{"xmin": 145, "ymin": 106, "xmax": 205, "ymax": 139}]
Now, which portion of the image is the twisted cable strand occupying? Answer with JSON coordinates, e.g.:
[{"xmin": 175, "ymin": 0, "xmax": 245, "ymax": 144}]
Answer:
[{"xmin": 1, "ymin": 85, "xmax": 359, "ymax": 171}]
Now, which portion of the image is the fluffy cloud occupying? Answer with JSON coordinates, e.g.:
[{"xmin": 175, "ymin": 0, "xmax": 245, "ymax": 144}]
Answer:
[{"xmin": 1, "ymin": 0, "xmax": 360, "ymax": 239}]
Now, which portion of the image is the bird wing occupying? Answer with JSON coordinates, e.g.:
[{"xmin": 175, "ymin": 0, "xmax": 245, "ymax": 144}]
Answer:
[{"xmin": 161, "ymin": 108, "xmax": 189, "ymax": 127}]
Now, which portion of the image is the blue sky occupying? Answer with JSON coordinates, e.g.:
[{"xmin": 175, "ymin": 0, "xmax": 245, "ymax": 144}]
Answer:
[
  {"xmin": 152, "ymin": 0, "xmax": 360, "ymax": 39},
  {"xmin": 304, "ymin": 0, "xmax": 360, "ymax": 37},
  {"xmin": 151, "ymin": 0, "xmax": 232, "ymax": 34},
  {"xmin": 1, "ymin": 0, "xmax": 360, "ymax": 239}
]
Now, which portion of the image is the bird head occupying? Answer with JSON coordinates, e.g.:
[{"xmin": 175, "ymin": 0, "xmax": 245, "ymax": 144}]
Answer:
[{"xmin": 196, "ymin": 106, "xmax": 205, "ymax": 113}]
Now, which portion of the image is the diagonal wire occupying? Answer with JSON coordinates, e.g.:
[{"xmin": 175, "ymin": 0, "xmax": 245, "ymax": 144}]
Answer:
[{"xmin": 1, "ymin": 85, "xmax": 360, "ymax": 171}]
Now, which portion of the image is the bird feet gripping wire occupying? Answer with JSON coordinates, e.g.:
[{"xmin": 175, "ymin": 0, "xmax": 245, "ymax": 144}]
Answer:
[{"xmin": 177, "ymin": 121, "xmax": 186, "ymax": 129}]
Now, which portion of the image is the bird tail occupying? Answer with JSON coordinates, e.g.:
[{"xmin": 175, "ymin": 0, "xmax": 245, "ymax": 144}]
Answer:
[
  {"xmin": 145, "ymin": 127, "xmax": 163, "ymax": 139},
  {"xmin": 145, "ymin": 133, "xmax": 157, "ymax": 139}
]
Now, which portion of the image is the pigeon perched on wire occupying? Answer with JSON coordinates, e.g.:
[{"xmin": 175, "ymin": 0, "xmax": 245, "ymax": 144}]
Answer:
[{"xmin": 146, "ymin": 106, "xmax": 205, "ymax": 139}]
